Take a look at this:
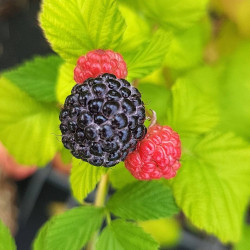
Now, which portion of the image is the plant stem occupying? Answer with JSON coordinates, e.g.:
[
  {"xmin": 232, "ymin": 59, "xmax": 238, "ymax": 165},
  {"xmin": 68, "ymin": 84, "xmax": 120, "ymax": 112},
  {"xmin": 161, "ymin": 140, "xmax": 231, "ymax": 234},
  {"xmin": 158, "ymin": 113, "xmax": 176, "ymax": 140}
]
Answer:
[
  {"xmin": 94, "ymin": 173, "xmax": 109, "ymax": 207},
  {"xmin": 85, "ymin": 173, "xmax": 109, "ymax": 250},
  {"xmin": 106, "ymin": 212, "xmax": 111, "ymax": 225}
]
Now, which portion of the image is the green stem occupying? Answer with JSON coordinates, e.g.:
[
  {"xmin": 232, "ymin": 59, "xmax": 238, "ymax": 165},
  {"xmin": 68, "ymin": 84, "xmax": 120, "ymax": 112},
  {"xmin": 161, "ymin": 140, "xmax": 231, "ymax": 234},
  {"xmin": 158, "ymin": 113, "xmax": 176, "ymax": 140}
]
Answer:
[
  {"xmin": 85, "ymin": 173, "xmax": 109, "ymax": 250},
  {"xmin": 106, "ymin": 212, "xmax": 111, "ymax": 225},
  {"xmin": 94, "ymin": 173, "xmax": 109, "ymax": 207}
]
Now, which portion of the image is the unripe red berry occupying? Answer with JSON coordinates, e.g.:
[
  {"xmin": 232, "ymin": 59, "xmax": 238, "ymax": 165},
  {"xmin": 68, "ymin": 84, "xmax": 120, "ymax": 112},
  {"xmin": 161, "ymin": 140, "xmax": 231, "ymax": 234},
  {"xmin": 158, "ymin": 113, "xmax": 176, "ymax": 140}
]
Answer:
[
  {"xmin": 74, "ymin": 49, "xmax": 127, "ymax": 83},
  {"xmin": 125, "ymin": 125, "xmax": 181, "ymax": 180}
]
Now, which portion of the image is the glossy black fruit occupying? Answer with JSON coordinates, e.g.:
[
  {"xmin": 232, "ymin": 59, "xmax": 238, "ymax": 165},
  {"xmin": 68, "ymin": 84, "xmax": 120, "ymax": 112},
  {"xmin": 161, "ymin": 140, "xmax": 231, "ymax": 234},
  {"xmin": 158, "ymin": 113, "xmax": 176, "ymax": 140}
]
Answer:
[{"xmin": 59, "ymin": 74, "xmax": 146, "ymax": 167}]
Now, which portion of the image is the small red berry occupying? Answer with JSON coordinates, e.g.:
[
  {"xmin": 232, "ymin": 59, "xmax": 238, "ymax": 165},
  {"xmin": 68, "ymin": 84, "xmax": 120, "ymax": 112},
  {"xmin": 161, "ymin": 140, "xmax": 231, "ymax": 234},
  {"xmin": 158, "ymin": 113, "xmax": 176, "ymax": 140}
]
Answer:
[
  {"xmin": 74, "ymin": 49, "xmax": 127, "ymax": 83},
  {"xmin": 125, "ymin": 125, "xmax": 181, "ymax": 180}
]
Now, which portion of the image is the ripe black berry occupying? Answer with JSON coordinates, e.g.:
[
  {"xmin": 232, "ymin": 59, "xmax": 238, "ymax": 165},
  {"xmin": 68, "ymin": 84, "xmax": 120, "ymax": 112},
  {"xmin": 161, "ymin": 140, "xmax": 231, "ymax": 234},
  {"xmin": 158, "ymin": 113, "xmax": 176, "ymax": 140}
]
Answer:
[{"xmin": 59, "ymin": 74, "xmax": 147, "ymax": 167}]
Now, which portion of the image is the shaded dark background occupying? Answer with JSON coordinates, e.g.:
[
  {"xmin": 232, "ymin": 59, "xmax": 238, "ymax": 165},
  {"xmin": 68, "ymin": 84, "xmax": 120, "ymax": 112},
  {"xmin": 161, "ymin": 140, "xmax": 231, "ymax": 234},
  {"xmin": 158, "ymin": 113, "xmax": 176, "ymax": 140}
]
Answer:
[{"xmin": 0, "ymin": 0, "xmax": 52, "ymax": 70}]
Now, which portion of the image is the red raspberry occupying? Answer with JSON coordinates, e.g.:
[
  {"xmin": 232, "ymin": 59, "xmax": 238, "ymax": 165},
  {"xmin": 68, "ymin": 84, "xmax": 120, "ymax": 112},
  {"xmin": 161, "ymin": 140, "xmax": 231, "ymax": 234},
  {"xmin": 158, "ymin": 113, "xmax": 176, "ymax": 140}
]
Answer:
[
  {"xmin": 125, "ymin": 125, "xmax": 181, "ymax": 180},
  {"xmin": 74, "ymin": 49, "xmax": 127, "ymax": 83}
]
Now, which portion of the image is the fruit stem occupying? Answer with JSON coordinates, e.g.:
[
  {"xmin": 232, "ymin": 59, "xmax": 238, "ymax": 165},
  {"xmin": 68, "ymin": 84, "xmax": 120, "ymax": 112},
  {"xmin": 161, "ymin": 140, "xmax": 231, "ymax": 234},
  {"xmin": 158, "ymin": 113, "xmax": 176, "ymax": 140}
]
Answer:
[
  {"xmin": 148, "ymin": 109, "xmax": 157, "ymax": 128},
  {"xmin": 86, "ymin": 173, "xmax": 109, "ymax": 250}
]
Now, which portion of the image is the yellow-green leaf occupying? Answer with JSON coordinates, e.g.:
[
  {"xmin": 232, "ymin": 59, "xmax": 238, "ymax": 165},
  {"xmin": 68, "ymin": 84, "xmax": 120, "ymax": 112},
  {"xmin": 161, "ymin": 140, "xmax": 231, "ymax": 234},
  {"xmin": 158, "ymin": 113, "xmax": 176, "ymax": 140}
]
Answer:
[
  {"xmin": 0, "ymin": 220, "xmax": 16, "ymax": 250},
  {"xmin": 56, "ymin": 62, "xmax": 75, "ymax": 105},
  {"xmin": 70, "ymin": 158, "xmax": 107, "ymax": 203},
  {"xmin": 0, "ymin": 77, "xmax": 60, "ymax": 166},
  {"xmin": 109, "ymin": 162, "xmax": 137, "ymax": 189},
  {"xmin": 118, "ymin": 4, "xmax": 151, "ymax": 54},
  {"xmin": 171, "ymin": 131, "xmax": 250, "ymax": 243},
  {"xmin": 167, "ymin": 78, "xmax": 219, "ymax": 137},
  {"xmin": 165, "ymin": 20, "xmax": 210, "ymax": 70},
  {"xmin": 40, "ymin": 0, "xmax": 126, "ymax": 63},
  {"xmin": 234, "ymin": 224, "xmax": 250, "ymax": 250},
  {"xmin": 125, "ymin": 29, "xmax": 171, "ymax": 80},
  {"xmin": 120, "ymin": 0, "xmax": 209, "ymax": 30}
]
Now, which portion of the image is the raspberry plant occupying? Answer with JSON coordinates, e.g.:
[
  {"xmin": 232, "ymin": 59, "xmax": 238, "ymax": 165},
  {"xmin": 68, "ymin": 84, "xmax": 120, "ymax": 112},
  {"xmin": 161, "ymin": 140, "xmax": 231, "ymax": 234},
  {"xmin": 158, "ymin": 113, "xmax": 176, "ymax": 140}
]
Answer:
[{"xmin": 0, "ymin": 0, "xmax": 250, "ymax": 249}]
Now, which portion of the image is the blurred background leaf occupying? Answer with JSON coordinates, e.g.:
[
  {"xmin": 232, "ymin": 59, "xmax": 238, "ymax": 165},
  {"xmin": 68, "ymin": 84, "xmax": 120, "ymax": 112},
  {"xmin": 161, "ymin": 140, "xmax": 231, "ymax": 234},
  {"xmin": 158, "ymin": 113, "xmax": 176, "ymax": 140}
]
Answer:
[
  {"xmin": 0, "ymin": 220, "xmax": 16, "ymax": 250},
  {"xmin": 138, "ymin": 84, "xmax": 171, "ymax": 125},
  {"xmin": 214, "ymin": 0, "xmax": 250, "ymax": 37},
  {"xmin": 164, "ymin": 19, "xmax": 211, "ymax": 71},
  {"xmin": 234, "ymin": 224, "xmax": 250, "ymax": 250},
  {"xmin": 218, "ymin": 42, "xmax": 250, "ymax": 140},
  {"xmin": 119, "ymin": 0, "xmax": 209, "ymax": 31},
  {"xmin": 138, "ymin": 217, "xmax": 181, "ymax": 247},
  {"xmin": 0, "ymin": 77, "xmax": 60, "ymax": 166}
]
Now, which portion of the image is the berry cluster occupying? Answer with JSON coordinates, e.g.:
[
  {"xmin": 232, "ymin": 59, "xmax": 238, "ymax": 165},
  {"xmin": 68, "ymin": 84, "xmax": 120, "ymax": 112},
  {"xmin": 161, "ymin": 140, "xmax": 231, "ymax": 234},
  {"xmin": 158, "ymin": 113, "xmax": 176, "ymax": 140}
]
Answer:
[
  {"xmin": 125, "ymin": 125, "xmax": 181, "ymax": 180},
  {"xmin": 74, "ymin": 50, "xmax": 127, "ymax": 83},
  {"xmin": 59, "ymin": 73, "xmax": 147, "ymax": 167}
]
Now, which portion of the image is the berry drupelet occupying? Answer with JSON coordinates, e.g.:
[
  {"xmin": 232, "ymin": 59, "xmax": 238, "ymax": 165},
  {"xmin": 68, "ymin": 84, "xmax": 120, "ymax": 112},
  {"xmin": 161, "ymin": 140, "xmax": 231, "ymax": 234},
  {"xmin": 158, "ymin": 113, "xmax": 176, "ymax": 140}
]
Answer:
[
  {"xmin": 125, "ymin": 125, "xmax": 181, "ymax": 180},
  {"xmin": 59, "ymin": 73, "xmax": 147, "ymax": 167},
  {"xmin": 74, "ymin": 50, "xmax": 127, "ymax": 83}
]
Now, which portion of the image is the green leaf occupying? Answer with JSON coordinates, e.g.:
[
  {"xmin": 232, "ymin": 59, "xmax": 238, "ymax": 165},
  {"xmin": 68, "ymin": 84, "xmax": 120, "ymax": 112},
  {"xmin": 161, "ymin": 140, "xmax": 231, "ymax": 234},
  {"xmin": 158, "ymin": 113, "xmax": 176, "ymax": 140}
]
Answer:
[
  {"xmin": 211, "ymin": 20, "xmax": 242, "ymax": 59},
  {"xmin": 219, "ymin": 42, "xmax": 250, "ymax": 139},
  {"xmin": 56, "ymin": 62, "xmax": 75, "ymax": 104},
  {"xmin": 33, "ymin": 221, "xmax": 50, "ymax": 250},
  {"xmin": 138, "ymin": 83, "xmax": 171, "ymax": 125},
  {"xmin": 107, "ymin": 181, "xmax": 179, "ymax": 221},
  {"xmin": 70, "ymin": 158, "xmax": 108, "ymax": 203},
  {"xmin": 121, "ymin": 0, "xmax": 209, "ymax": 31},
  {"xmin": 33, "ymin": 206, "xmax": 104, "ymax": 250},
  {"xmin": 182, "ymin": 64, "xmax": 222, "ymax": 99},
  {"xmin": 60, "ymin": 147, "xmax": 72, "ymax": 164},
  {"xmin": 56, "ymin": 63, "xmax": 76, "ymax": 104},
  {"xmin": 164, "ymin": 20, "xmax": 210, "ymax": 70},
  {"xmin": 146, "ymin": 0, "xmax": 209, "ymax": 30},
  {"xmin": 96, "ymin": 220, "xmax": 159, "ymax": 250},
  {"xmin": 166, "ymin": 78, "xmax": 218, "ymax": 137},
  {"xmin": 109, "ymin": 162, "xmax": 137, "ymax": 189},
  {"xmin": 171, "ymin": 131, "xmax": 250, "ymax": 243},
  {"xmin": 138, "ymin": 217, "xmax": 181, "ymax": 247},
  {"xmin": 0, "ymin": 77, "xmax": 60, "ymax": 166},
  {"xmin": 3, "ymin": 55, "xmax": 62, "ymax": 103},
  {"xmin": 125, "ymin": 29, "xmax": 171, "ymax": 80},
  {"xmin": 139, "ymin": 68, "xmax": 167, "ymax": 86},
  {"xmin": 234, "ymin": 224, "xmax": 250, "ymax": 250},
  {"xmin": 118, "ymin": 4, "xmax": 150, "ymax": 54},
  {"xmin": 40, "ymin": 0, "xmax": 126, "ymax": 63},
  {"xmin": 0, "ymin": 220, "xmax": 16, "ymax": 250}
]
